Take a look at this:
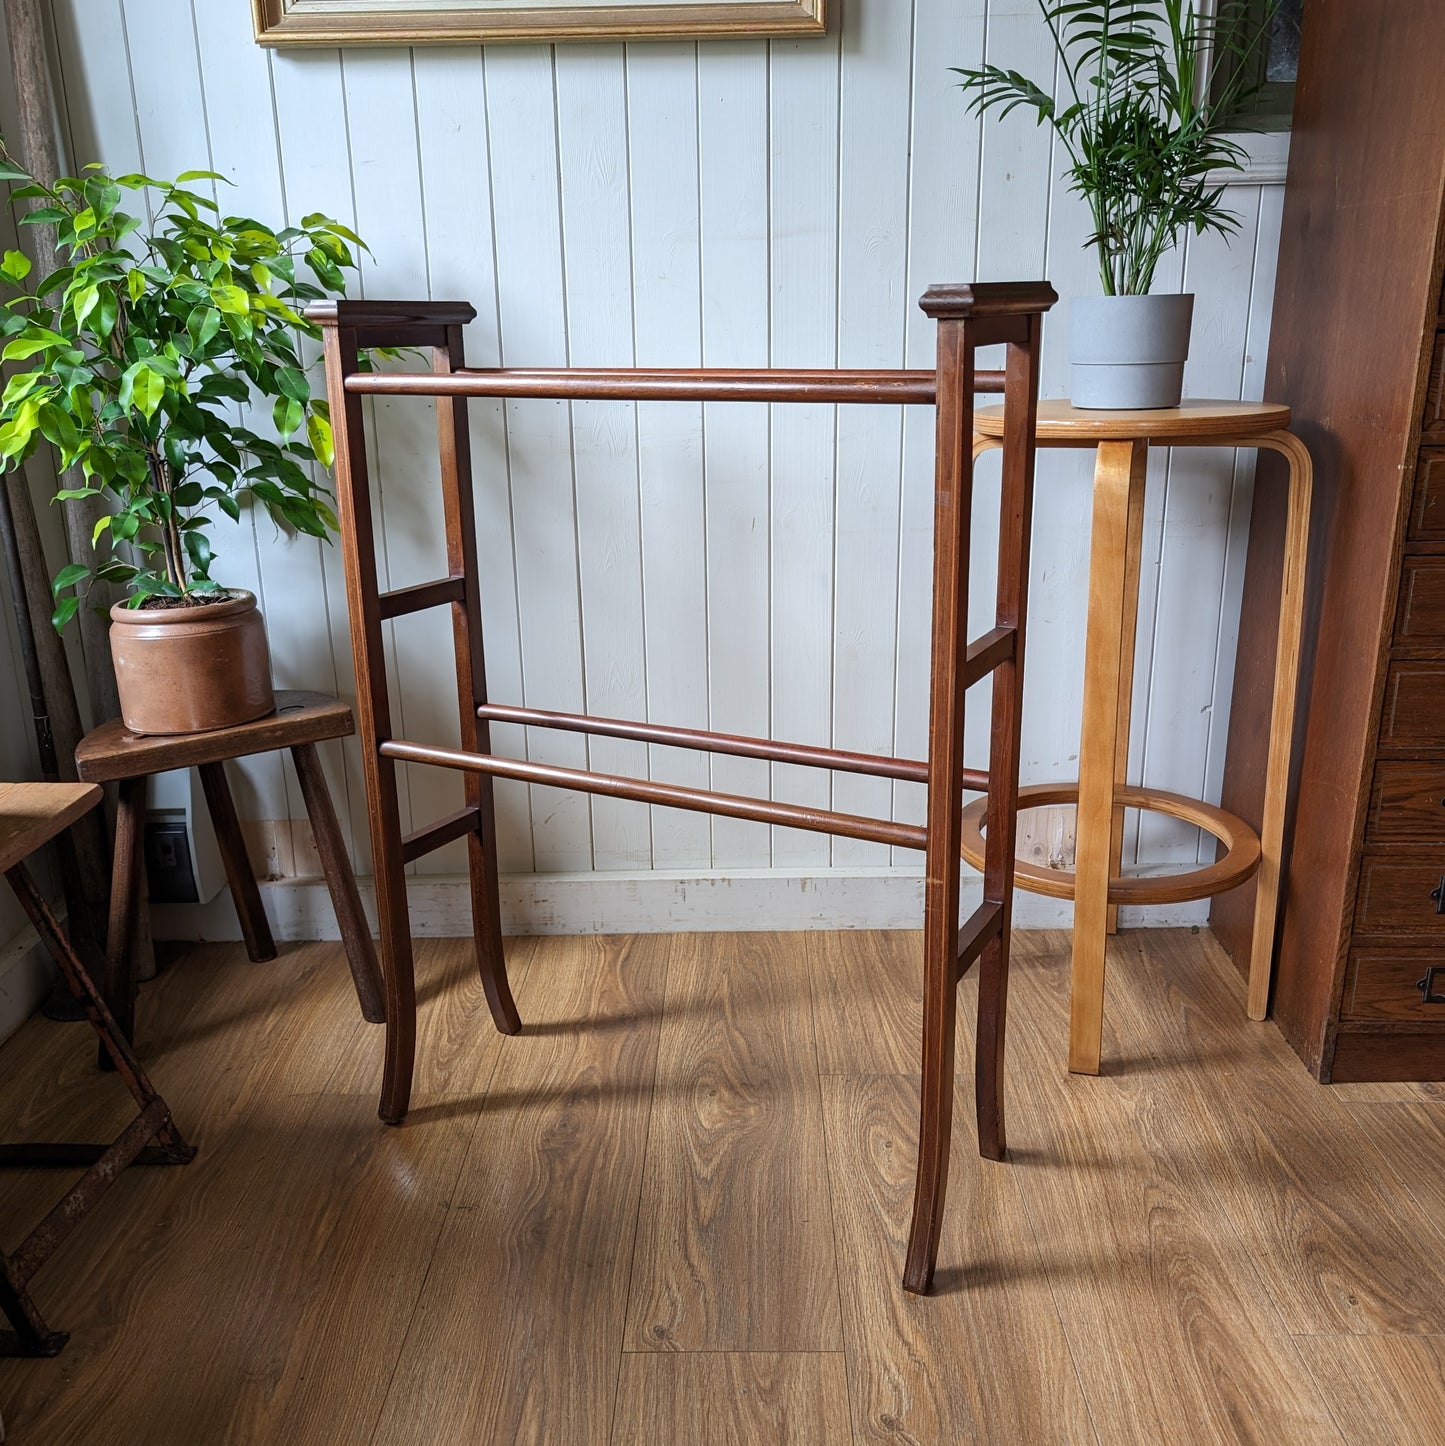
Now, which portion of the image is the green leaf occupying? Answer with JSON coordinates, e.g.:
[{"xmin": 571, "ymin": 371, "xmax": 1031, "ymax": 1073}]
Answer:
[
  {"xmin": 175, "ymin": 169, "xmax": 227, "ymax": 185},
  {"xmin": 210, "ymin": 283, "xmax": 250, "ymax": 314},
  {"xmin": 71, "ymin": 284, "xmax": 100, "ymax": 327},
  {"xmin": 275, "ymin": 366, "xmax": 308, "ymax": 402},
  {"xmin": 92, "ymin": 513, "xmax": 113, "ymax": 545},
  {"xmin": 273, "ymin": 394, "xmax": 303, "ymax": 441},
  {"xmin": 51, "ymin": 562, "xmax": 90, "ymax": 596},
  {"xmin": 185, "ymin": 304, "xmax": 222, "ymax": 352},
  {"xmin": 127, "ymin": 268, "xmax": 147, "ymax": 304},
  {"xmin": 50, "ymin": 594, "xmax": 80, "ymax": 631},
  {"xmin": 306, "ymin": 410, "xmax": 333, "ymax": 468},
  {"xmin": 0, "ymin": 160, "xmax": 32, "ymax": 183},
  {"xmin": 19, "ymin": 206, "xmax": 66, "ymax": 225},
  {"xmin": 183, "ymin": 528, "xmax": 214, "ymax": 579},
  {"xmin": 0, "ymin": 249, "xmax": 31, "ymax": 282}
]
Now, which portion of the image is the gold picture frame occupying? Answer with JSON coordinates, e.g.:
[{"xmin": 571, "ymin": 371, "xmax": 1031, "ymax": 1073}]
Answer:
[{"xmin": 251, "ymin": 0, "xmax": 827, "ymax": 46}]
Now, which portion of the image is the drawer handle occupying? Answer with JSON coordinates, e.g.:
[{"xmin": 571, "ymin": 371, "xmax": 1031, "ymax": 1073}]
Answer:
[
  {"xmin": 1432, "ymin": 876, "xmax": 1445, "ymax": 914},
  {"xmin": 1417, "ymin": 966, "xmax": 1445, "ymax": 1005}
]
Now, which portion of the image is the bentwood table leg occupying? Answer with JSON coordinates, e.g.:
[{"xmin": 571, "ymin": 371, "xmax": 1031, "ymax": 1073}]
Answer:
[
  {"xmin": 1106, "ymin": 459, "xmax": 1149, "ymax": 936},
  {"xmin": 1070, "ymin": 439, "xmax": 1148, "ymax": 1075},
  {"xmin": 1245, "ymin": 432, "xmax": 1314, "ymax": 1020}
]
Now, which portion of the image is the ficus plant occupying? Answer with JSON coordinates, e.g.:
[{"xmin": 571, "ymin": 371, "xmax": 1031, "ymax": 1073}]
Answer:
[
  {"xmin": 954, "ymin": 0, "xmax": 1275, "ymax": 295},
  {"xmin": 0, "ymin": 145, "xmax": 367, "ymax": 628}
]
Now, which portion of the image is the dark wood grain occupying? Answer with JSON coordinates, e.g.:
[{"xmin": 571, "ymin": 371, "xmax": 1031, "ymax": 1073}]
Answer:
[
  {"xmin": 1343, "ymin": 947, "xmax": 1445, "ymax": 1019},
  {"xmin": 1366, "ymin": 761, "xmax": 1445, "ymax": 839},
  {"xmin": 196, "ymin": 762, "xmax": 276, "ymax": 965},
  {"xmin": 1353, "ymin": 852, "xmax": 1445, "ymax": 936},
  {"xmin": 1331, "ymin": 1028, "xmax": 1445, "ymax": 1081},
  {"xmin": 1395, "ymin": 557, "xmax": 1445, "ymax": 640},
  {"xmin": 73, "ymin": 690, "xmax": 353, "ymax": 783},
  {"xmin": 289, "ymin": 742, "xmax": 384, "ymax": 1024},
  {"xmin": 1410, "ymin": 451, "xmax": 1445, "ymax": 538},
  {"xmin": 1378, "ymin": 661, "xmax": 1445, "ymax": 753},
  {"xmin": 1425, "ymin": 333, "xmax": 1445, "ymax": 440},
  {"xmin": 1214, "ymin": 1, "xmax": 1445, "ymax": 1079}
]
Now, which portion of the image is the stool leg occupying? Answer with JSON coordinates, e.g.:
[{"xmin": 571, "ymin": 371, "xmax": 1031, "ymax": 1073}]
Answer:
[
  {"xmin": 1246, "ymin": 432, "xmax": 1313, "ymax": 1020},
  {"xmin": 291, "ymin": 742, "xmax": 385, "ymax": 1024},
  {"xmin": 197, "ymin": 761, "xmax": 276, "ymax": 964},
  {"xmin": 465, "ymin": 775, "xmax": 520, "ymax": 1037},
  {"xmin": 1070, "ymin": 440, "xmax": 1148, "ymax": 1075},
  {"xmin": 1106, "ymin": 465, "xmax": 1148, "ymax": 936},
  {"xmin": 100, "ymin": 775, "xmax": 146, "ymax": 1065}
]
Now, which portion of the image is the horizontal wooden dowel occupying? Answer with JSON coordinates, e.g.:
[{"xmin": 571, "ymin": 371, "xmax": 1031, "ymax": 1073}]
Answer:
[
  {"xmin": 379, "ymin": 738, "xmax": 932, "ymax": 852},
  {"xmin": 400, "ymin": 806, "xmax": 481, "ymax": 864},
  {"xmin": 962, "ymin": 626, "xmax": 1016, "ymax": 688},
  {"xmin": 377, "ymin": 576, "xmax": 466, "ymax": 621},
  {"xmin": 344, "ymin": 366, "xmax": 1008, "ymax": 404},
  {"xmin": 477, "ymin": 702, "xmax": 975, "ymax": 787},
  {"xmin": 956, "ymin": 899, "xmax": 1003, "ymax": 978}
]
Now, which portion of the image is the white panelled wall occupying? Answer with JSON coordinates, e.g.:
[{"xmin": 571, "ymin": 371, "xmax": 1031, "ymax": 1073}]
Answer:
[{"xmin": 20, "ymin": 0, "xmax": 1284, "ymax": 936}]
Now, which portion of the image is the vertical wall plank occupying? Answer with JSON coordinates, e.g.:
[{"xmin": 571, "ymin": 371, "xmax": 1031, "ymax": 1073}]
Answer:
[
  {"xmin": 698, "ymin": 40, "xmax": 771, "ymax": 871},
  {"xmin": 768, "ymin": 23, "xmax": 840, "ymax": 870},
  {"xmin": 627, "ymin": 43, "xmax": 711, "ymax": 869},
  {"xmin": 830, "ymin": 0, "xmax": 913, "ymax": 869},
  {"xmin": 412, "ymin": 45, "xmax": 534, "ymax": 873},
  {"xmin": 484, "ymin": 45, "xmax": 592, "ymax": 873},
  {"xmin": 556, "ymin": 44, "xmax": 651, "ymax": 870}
]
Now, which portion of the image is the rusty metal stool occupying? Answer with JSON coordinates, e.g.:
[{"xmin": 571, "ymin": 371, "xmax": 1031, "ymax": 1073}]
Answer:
[
  {"xmin": 0, "ymin": 781, "xmax": 195, "ymax": 1356},
  {"xmin": 74, "ymin": 690, "xmax": 385, "ymax": 1050}
]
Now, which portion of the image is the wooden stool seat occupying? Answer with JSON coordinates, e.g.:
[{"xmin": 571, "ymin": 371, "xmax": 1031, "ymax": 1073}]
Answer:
[
  {"xmin": 75, "ymin": 689, "xmax": 385, "ymax": 1052},
  {"xmin": 75, "ymin": 690, "xmax": 354, "ymax": 780},
  {"xmin": 1, "ymin": 782, "xmax": 194, "ymax": 1355}
]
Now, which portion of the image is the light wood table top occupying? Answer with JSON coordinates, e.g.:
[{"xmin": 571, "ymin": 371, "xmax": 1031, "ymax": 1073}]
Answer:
[
  {"xmin": 974, "ymin": 398, "xmax": 1291, "ymax": 441},
  {"xmin": 0, "ymin": 782, "xmax": 102, "ymax": 874}
]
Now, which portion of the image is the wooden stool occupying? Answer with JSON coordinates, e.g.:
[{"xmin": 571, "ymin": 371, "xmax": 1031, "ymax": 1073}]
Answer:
[
  {"xmin": 968, "ymin": 400, "xmax": 1312, "ymax": 1073},
  {"xmin": 0, "ymin": 782, "xmax": 194, "ymax": 1355},
  {"xmin": 74, "ymin": 690, "xmax": 385, "ymax": 1047}
]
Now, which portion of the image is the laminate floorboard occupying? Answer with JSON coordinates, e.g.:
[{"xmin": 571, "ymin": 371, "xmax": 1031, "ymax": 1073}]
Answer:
[
  {"xmin": 369, "ymin": 934, "xmax": 668, "ymax": 1446},
  {"xmin": 612, "ymin": 1352, "xmax": 852, "ymax": 1445},
  {"xmin": 1110, "ymin": 931, "xmax": 1445, "ymax": 1336},
  {"xmin": 624, "ymin": 932, "xmax": 841, "ymax": 1353},
  {"xmin": 1, "ymin": 927, "xmax": 1443, "ymax": 1444}
]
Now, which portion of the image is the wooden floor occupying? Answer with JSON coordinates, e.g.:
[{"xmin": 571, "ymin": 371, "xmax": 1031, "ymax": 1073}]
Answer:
[{"xmin": 3, "ymin": 927, "xmax": 1445, "ymax": 1443}]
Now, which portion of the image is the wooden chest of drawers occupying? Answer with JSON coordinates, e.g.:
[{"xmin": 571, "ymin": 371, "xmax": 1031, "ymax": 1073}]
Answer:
[{"xmin": 1215, "ymin": 2, "xmax": 1445, "ymax": 1083}]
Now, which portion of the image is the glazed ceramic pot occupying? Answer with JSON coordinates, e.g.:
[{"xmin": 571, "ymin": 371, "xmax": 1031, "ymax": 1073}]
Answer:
[
  {"xmin": 108, "ymin": 589, "xmax": 275, "ymax": 735},
  {"xmin": 1069, "ymin": 293, "xmax": 1195, "ymax": 409}
]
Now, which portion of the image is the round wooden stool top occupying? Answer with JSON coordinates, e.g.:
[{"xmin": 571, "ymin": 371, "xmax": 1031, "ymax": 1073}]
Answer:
[
  {"xmin": 75, "ymin": 690, "xmax": 355, "ymax": 784},
  {"xmin": 974, "ymin": 398, "xmax": 1291, "ymax": 443}
]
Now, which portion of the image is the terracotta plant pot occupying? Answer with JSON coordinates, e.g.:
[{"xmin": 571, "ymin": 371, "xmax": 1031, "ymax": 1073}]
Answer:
[{"xmin": 108, "ymin": 589, "xmax": 276, "ymax": 735}]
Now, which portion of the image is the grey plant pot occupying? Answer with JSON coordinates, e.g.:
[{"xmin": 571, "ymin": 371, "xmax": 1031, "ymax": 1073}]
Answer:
[{"xmin": 1069, "ymin": 293, "xmax": 1195, "ymax": 409}]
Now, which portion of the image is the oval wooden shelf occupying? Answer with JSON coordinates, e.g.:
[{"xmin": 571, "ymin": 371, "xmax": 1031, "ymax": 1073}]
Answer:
[
  {"xmin": 960, "ymin": 782, "xmax": 1262, "ymax": 906},
  {"xmin": 973, "ymin": 398, "xmax": 1291, "ymax": 443}
]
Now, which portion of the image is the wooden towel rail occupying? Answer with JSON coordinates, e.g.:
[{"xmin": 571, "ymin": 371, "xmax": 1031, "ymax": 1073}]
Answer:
[{"xmin": 311, "ymin": 280, "xmax": 1055, "ymax": 1294}]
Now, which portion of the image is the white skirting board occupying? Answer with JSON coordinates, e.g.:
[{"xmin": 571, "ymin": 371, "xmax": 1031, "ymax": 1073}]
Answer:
[{"xmin": 150, "ymin": 868, "xmax": 1210, "ymax": 942}]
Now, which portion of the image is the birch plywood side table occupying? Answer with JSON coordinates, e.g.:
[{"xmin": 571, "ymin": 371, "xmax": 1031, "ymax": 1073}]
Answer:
[{"xmin": 967, "ymin": 400, "xmax": 1313, "ymax": 1074}]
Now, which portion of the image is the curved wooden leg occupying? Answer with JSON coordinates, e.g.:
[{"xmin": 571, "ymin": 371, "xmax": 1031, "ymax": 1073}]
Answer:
[
  {"xmin": 373, "ymin": 755, "xmax": 417, "ymax": 1126},
  {"xmin": 1246, "ymin": 432, "xmax": 1313, "ymax": 1020},
  {"xmin": 1107, "ymin": 458, "xmax": 1147, "ymax": 936},
  {"xmin": 197, "ymin": 762, "xmax": 276, "ymax": 964},
  {"xmin": 291, "ymin": 742, "xmax": 385, "ymax": 1024},
  {"xmin": 905, "ymin": 916, "xmax": 958, "ymax": 1295},
  {"xmin": 1070, "ymin": 440, "xmax": 1148, "ymax": 1075},
  {"xmin": 467, "ymin": 775, "xmax": 521, "ymax": 1036}
]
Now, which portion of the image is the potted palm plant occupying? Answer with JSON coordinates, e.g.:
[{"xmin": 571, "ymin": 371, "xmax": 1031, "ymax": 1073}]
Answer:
[
  {"xmin": 0, "ymin": 151, "xmax": 364, "ymax": 733},
  {"xmin": 956, "ymin": 0, "xmax": 1275, "ymax": 408}
]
